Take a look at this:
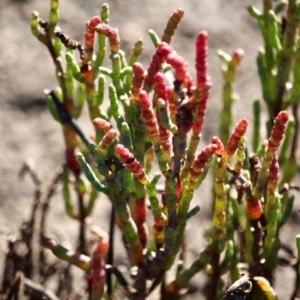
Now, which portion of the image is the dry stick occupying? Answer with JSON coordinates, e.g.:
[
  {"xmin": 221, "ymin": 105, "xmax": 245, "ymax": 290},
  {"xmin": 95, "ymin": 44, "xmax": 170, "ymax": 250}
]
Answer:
[
  {"xmin": 23, "ymin": 277, "xmax": 60, "ymax": 300},
  {"xmin": 19, "ymin": 161, "xmax": 43, "ymax": 278},
  {"xmin": 4, "ymin": 271, "xmax": 23, "ymax": 300},
  {"xmin": 39, "ymin": 168, "xmax": 63, "ymax": 276},
  {"xmin": 279, "ymin": 184, "xmax": 300, "ymax": 194},
  {"xmin": 76, "ymin": 188, "xmax": 87, "ymax": 254},
  {"xmin": 39, "ymin": 19, "xmax": 67, "ymax": 99},
  {"xmin": 107, "ymin": 206, "xmax": 115, "ymax": 296},
  {"xmin": 54, "ymin": 29, "xmax": 84, "ymax": 60},
  {"xmin": 5, "ymin": 271, "xmax": 60, "ymax": 300}
]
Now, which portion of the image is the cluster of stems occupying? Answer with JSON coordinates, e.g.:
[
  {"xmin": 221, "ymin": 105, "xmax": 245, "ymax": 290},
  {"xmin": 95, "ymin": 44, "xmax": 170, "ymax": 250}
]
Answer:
[{"xmin": 29, "ymin": 1, "xmax": 300, "ymax": 300}]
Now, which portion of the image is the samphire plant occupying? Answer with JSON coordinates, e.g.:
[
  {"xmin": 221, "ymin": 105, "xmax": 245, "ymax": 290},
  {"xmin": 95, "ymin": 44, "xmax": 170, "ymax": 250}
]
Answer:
[{"xmin": 2, "ymin": 0, "xmax": 300, "ymax": 300}]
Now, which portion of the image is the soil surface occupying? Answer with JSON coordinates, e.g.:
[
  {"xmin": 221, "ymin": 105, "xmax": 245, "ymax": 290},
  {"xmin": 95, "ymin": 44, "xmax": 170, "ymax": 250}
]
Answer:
[{"xmin": 0, "ymin": 0, "xmax": 299, "ymax": 299}]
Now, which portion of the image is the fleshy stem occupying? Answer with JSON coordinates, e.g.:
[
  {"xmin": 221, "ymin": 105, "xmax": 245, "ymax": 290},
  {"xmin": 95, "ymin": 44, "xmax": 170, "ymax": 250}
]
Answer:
[
  {"xmin": 195, "ymin": 31, "xmax": 209, "ymax": 90},
  {"xmin": 263, "ymin": 154, "xmax": 281, "ymax": 267},
  {"xmin": 131, "ymin": 63, "xmax": 146, "ymax": 103},
  {"xmin": 48, "ymin": 0, "xmax": 59, "ymax": 36},
  {"xmin": 92, "ymin": 4, "xmax": 109, "ymax": 77},
  {"xmin": 265, "ymin": 153, "xmax": 280, "ymax": 222},
  {"xmin": 84, "ymin": 16, "xmax": 102, "ymax": 65},
  {"xmin": 209, "ymin": 119, "xmax": 249, "ymax": 298},
  {"xmin": 274, "ymin": 0, "xmax": 300, "ymax": 119},
  {"xmin": 115, "ymin": 144, "xmax": 167, "ymax": 246},
  {"xmin": 157, "ymin": 42, "xmax": 194, "ymax": 92},
  {"xmin": 234, "ymin": 135, "xmax": 246, "ymax": 174},
  {"xmin": 161, "ymin": 8, "xmax": 184, "ymax": 44},
  {"xmin": 181, "ymin": 31, "xmax": 210, "ymax": 179},
  {"xmin": 252, "ymin": 100, "xmax": 261, "ymax": 152},
  {"xmin": 95, "ymin": 23, "xmax": 124, "ymax": 97},
  {"xmin": 125, "ymin": 39, "xmax": 144, "ymax": 92},
  {"xmin": 90, "ymin": 232, "xmax": 110, "ymax": 300},
  {"xmin": 32, "ymin": 5, "xmax": 83, "ymax": 181},
  {"xmin": 164, "ymin": 169, "xmax": 178, "ymax": 255},
  {"xmin": 127, "ymin": 63, "xmax": 149, "ymax": 248},
  {"xmin": 144, "ymin": 50, "xmax": 164, "ymax": 92},
  {"xmin": 167, "ymin": 248, "xmax": 211, "ymax": 295},
  {"xmin": 167, "ymin": 88, "xmax": 177, "ymax": 123},
  {"xmin": 139, "ymin": 90, "xmax": 168, "ymax": 175},
  {"xmin": 107, "ymin": 172, "xmax": 144, "ymax": 265},
  {"xmin": 95, "ymin": 23, "xmax": 120, "ymax": 54},
  {"xmin": 76, "ymin": 153, "xmax": 108, "ymax": 195},
  {"xmin": 178, "ymin": 143, "xmax": 218, "ymax": 224},
  {"xmin": 77, "ymin": 17, "xmax": 105, "ymax": 142},
  {"xmin": 41, "ymin": 236, "xmax": 91, "ymax": 271},
  {"xmin": 296, "ymin": 235, "xmax": 300, "ymax": 276},
  {"xmin": 261, "ymin": 1, "xmax": 276, "ymax": 114},
  {"xmin": 154, "ymin": 72, "xmax": 175, "ymax": 165},
  {"xmin": 250, "ymin": 111, "xmax": 289, "ymax": 220},
  {"xmin": 218, "ymin": 48, "xmax": 244, "ymax": 144}
]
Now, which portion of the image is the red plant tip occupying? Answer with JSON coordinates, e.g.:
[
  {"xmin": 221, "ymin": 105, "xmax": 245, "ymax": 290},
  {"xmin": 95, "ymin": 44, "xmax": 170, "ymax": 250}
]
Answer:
[
  {"xmin": 211, "ymin": 136, "xmax": 224, "ymax": 155},
  {"xmin": 93, "ymin": 118, "xmax": 113, "ymax": 132},
  {"xmin": 157, "ymin": 42, "xmax": 194, "ymax": 88},
  {"xmin": 115, "ymin": 144, "xmax": 149, "ymax": 184},
  {"xmin": 95, "ymin": 24, "xmax": 120, "ymax": 53},
  {"xmin": 89, "ymin": 16, "xmax": 102, "ymax": 27},
  {"xmin": 268, "ymin": 111, "xmax": 289, "ymax": 153},
  {"xmin": 156, "ymin": 42, "xmax": 173, "ymax": 57},
  {"xmin": 138, "ymin": 91, "xmax": 160, "ymax": 143},
  {"xmin": 145, "ymin": 53, "xmax": 164, "ymax": 89},
  {"xmin": 224, "ymin": 118, "xmax": 249, "ymax": 158},
  {"xmin": 232, "ymin": 48, "xmax": 244, "ymax": 66},
  {"xmin": 85, "ymin": 16, "xmax": 102, "ymax": 48},
  {"xmin": 115, "ymin": 144, "xmax": 134, "ymax": 162},
  {"xmin": 92, "ymin": 237, "xmax": 110, "ymax": 258},
  {"xmin": 161, "ymin": 8, "xmax": 185, "ymax": 44},
  {"xmin": 131, "ymin": 62, "xmax": 146, "ymax": 98},
  {"xmin": 178, "ymin": 7, "xmax": 184, "ymax": 13},
  {"xmin": 195, "ymin": 30, "xmax": 208, "ymax": 90},
  {"xmin": 191, "ymin": 144, "xmax": 217, "ymax": 178},
  {"xmin": 98, "ymin": 129, "xmax": 118, "ymax": 151},
  {"xmin": 154, "ymin": 72, "xmax": 168, "ymax": 101},
  {"xmin": 175, "ymin": 8, "xmax": 184, "ymax": 17},
  {"xmin": 246, "ymin": 199, "xmax": 263, "ymax": 220}
]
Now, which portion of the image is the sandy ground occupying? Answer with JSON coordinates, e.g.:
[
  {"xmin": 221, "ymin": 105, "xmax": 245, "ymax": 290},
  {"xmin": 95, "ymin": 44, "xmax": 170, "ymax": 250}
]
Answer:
[{"xmin": 0, "ymin": 0, "xmax": 299, "ymax": 299}]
